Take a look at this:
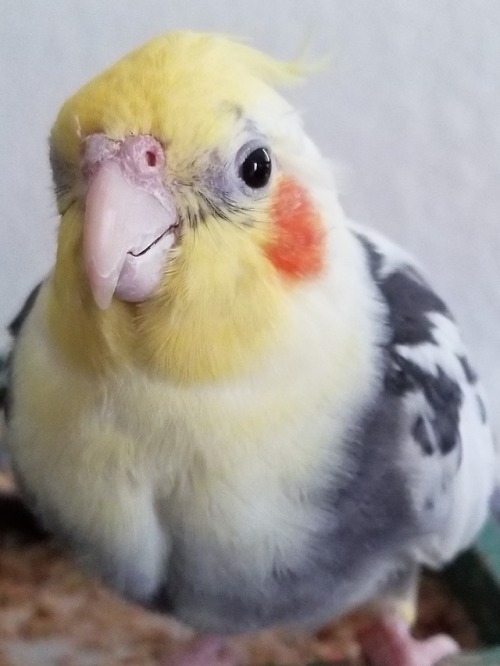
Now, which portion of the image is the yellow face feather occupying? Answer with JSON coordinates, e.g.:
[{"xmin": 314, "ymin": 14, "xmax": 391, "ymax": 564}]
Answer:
[
  {"xmin": 51, "ymin": 32, "xmax": 303, "ymax": 172},
  {"xmin": 136, "ymin": 219, "xmax": 288, "ymax": 382},
  {"xmin": 48, "ymin": 32, "xmax": 307, "ymax": 382}
]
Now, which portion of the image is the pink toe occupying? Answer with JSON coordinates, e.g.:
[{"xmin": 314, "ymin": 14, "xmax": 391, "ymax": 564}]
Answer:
[
  {"xmin": 358, "ymin": 616, "xmax": 460, "ymax": 666},
  {"xmin": 418, "ymin": 633, "xmax": 460, "ymax": 664},
  {"xmin": 162, "ymin": 636, "xmax": 237, "ymax": 666}
]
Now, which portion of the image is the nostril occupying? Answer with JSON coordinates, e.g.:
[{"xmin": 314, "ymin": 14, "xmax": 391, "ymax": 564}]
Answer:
[
  {"xmin": 112, "ymin": 136, "xmax": 164, "ymax": 175},
  {"xmin": 145, "ymin": 150, "xmax": 157, "ymax": 168}
]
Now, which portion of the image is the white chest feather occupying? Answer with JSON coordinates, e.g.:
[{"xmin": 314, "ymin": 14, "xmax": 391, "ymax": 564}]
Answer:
[{"xmin": 8, "ymin": 229, "xmax": 385, "ymax": 600}]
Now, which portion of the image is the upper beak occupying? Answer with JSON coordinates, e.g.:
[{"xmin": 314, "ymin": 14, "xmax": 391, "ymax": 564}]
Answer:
[{"xmin": 82, "ymin": 135, "xmax": 178, "ymax": 310}]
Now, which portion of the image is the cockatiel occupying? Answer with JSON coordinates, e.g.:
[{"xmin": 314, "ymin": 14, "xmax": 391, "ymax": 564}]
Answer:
[{"xmin": 3, "ymin": 32, "xmax": 498, "ymax": 666}]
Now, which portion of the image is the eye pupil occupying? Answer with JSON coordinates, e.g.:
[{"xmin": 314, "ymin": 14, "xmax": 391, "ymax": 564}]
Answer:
[{"xmin": 239, "ymin": 147, "xmax": 272, "ymax": 189}]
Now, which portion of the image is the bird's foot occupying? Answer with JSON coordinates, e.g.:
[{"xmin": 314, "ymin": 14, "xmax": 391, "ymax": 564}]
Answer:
[
  {"xmin": 162, "ymin": 636, "xmax": 236, "ymax": 666},
  {"xmin": 357, "ymin": 615, "xmax": 459, "ymax": 666}
]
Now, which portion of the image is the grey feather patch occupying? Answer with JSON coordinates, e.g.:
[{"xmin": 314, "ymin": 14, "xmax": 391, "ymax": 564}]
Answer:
[
  {"xmin": 379, "ymin": 271, "xmax": 450, "ymax": 346},
  {"xmin": 476, "ymin": 395, "xmax": 488, "ymax": 424},
  {"xmin": 457, "ymin": 355, "xmax": 479, "ymax": 385},
  {"xmin": 357, "ymin": 232, "xmax": 463, "ymax": 458},
  {"xmin": 49, "ymin": 141, "xmax": 76, "ymax": 202},
  {"xmin": 150, "ymin": 392, "xmax": 422, "ymax": 633},
  {"xmin": 8, "ymin": 283, "xmax": 42, "ymax": 337},
  {"xmin": 3, "ymin": 283, "xmax": 42, "ymax": 420},
  {"xmin": 387, "ymin": 356, "xmax": 462, "ymax": 456},
  {"xmin": 0, "ymin": 356, "xmax": 8, "ymax": 412},
  {"xmin": 357, "ymin": 234, "xmax": 452, "ymax": 347},
  {"xmin": 354, "ymin": 227, "xmax": 498, "ymax": 571},
  {"xmin": 412, "ymin": 415, "xmax": 434, "ymax": 456}
]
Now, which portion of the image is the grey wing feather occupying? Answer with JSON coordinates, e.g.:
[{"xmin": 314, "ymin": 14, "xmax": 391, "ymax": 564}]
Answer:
[
  {"xmin": 0, "ymin": 356, "xmax": 7, "ymax": 415},
  {"xmin": 1, "ymin": 283, "xmax": 42, "ymax": 421},
  {"xmin": 0, "ymin": 283, "xmax": 48, "ymax": 544},
  {"xmin": 354, "ymin": 225, "xmax": 498, "ymax": 567}
]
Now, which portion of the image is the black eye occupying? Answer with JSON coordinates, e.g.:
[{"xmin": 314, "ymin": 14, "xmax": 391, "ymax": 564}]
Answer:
[{"xmin": 239, "ymin": 147, "xmax": 272, "ymax": 189}]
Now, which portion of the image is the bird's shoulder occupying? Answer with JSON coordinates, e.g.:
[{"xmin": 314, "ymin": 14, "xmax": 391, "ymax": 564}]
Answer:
[
  {"xmin": 350, "ymin": 224, "xmax": 495, "ymax": 563},
  {"xmin": 353, "ymin": 224, "xmax": 484, "ymax": 448}
]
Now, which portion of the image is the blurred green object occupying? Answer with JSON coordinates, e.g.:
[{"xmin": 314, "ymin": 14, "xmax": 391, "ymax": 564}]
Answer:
[
  {"xmin": 441, "ymin": 521, "xmax": 500, "ymax": 647},
  {"xmin": 477, "ymin": 521, "xmax": 500, "ymax": 585},
  {"xmin": 300, "ymin": 651, "xmax": 500, "ymax": 666}
]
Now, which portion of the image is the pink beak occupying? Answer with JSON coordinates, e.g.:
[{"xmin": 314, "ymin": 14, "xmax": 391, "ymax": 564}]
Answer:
[{"xmin": 82, "ymin": 134, "xmax": 178, "ymax": 310}]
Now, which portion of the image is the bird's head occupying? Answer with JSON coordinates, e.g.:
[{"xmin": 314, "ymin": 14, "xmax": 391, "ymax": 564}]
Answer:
[{"xmin": 48, "ymin": 32, "xmax": 339, "ymax": 381}]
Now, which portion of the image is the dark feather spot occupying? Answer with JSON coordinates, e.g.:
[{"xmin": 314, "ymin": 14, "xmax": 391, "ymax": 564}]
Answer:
[
  {"xmin": 356, "ymin": 234, "xmax": 383, "ymax": 278},
  {"xmin": 412, "ymin": 415, "xmax": 434, "ymax": 455},
  {"xmin": 379, "ymin": 271, "xmax": 450, "ymax": 346},
  {"xmin": 424, "ymin": 497, "xmax": 435, "ymax": 511},
  {"xmin": 477, "ymin": 394, "xmax": 488, "ymax": 424},
  {"xmin": 357, "ymin": 233, "xmax": 462, "ymax": 457},
  {"xmin": 458, "ymin": 355, "xmax": 478, "ymax": 384},
  {"xmin": 8, "ymin": 283, "xmax": 42, "ymax": 337},
  {"xmin": 4, "ymin": 283, "xmax": 42, "ymax": 421},
  {"xmin": 49, "ymin": 141, "xmax": 75, "ymax": 201},
  {"xmin": 389, "ymin": 355, "xmax": 462, "ymax": 455},
  {"xmin": 357, "ymin": 233, "xmax": 452, "ymax": 347}
]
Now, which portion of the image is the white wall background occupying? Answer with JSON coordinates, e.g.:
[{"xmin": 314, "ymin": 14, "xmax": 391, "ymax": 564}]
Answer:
[{"xmin": 1, "ymin": 1, "xmax": 499, "ymax": 417}]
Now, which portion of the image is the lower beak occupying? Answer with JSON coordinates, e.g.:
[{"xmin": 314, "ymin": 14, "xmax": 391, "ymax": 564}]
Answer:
[{"xmin": 83, "ymin": 161, "xmax": 177, "ymax": 310}]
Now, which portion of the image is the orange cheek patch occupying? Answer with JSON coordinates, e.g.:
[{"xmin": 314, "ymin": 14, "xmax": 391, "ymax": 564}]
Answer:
[{"xmin": 266, "ymin": 176, "xmax": 326, "ymax": 279}]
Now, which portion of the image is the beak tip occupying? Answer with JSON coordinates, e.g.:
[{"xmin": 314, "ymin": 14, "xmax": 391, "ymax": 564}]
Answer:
[
  {"xmin": 88, "ymin": 282, "xmax": 114, "ymax": 311},
  {"xmin": 96, "ymin": 297, "xmax": 112, "ymax": 311}
]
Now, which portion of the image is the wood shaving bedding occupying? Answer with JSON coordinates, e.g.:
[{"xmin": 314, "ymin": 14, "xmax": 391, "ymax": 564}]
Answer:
[
  {"xmin": 0, "ymin": 470, "xmax": 480, "ymax": 665},
  {"xmin": 0, "ymin": 540, "xmax": 479, "ymax": 666}
]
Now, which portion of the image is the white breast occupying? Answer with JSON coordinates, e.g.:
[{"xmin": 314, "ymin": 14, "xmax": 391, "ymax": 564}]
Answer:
[{"xmin": 8, "ymin": 226, "xmax": 386, "ymax": 602}]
